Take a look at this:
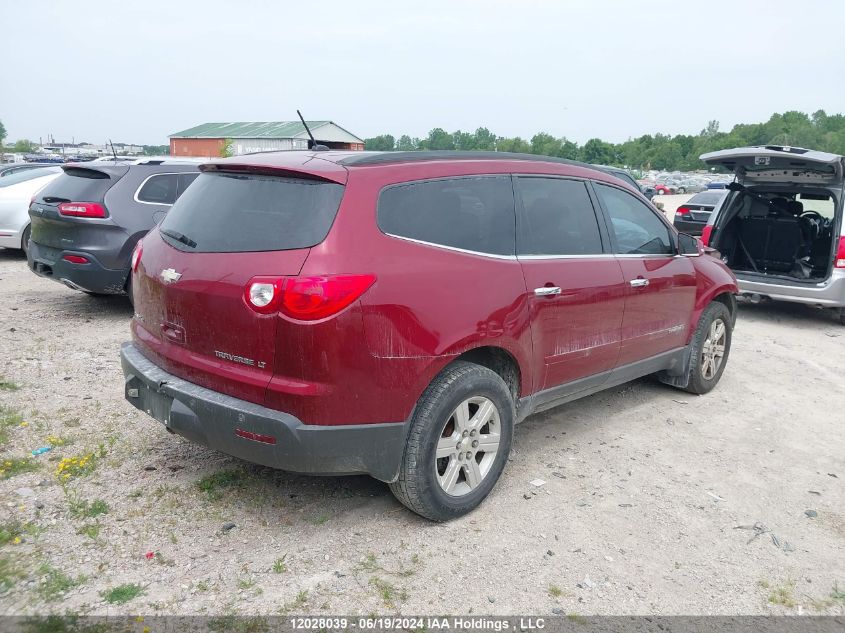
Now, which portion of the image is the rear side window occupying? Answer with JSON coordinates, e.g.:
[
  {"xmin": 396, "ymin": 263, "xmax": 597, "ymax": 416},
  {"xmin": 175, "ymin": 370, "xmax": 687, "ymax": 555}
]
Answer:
[
  {"xmin": 595, "ymin": 183, "xmax": 673, "ymax": 255},
  {"xmin": 37, "ymin": 168, "xmax": 116, "ymax": 203},
  {"xmin": 136, "ymin": 174, "xmax": 178, "ymax": 204},
  {"xmin": 158, "ymin": 171, "xmax": 344, "ymax": 253},
  {"xmin": 377, "ymin": 176, "xmax": 515, "ymax": 256},
  {"xmin": 516, "ymin": 177, "xmax": 604, "ymax": 255}
]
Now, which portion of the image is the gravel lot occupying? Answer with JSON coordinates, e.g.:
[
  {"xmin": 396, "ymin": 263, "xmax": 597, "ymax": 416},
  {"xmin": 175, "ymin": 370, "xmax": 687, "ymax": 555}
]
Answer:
[{"xmin": 0, "ymin": 241, "xmax": 843, "ymax": 616}]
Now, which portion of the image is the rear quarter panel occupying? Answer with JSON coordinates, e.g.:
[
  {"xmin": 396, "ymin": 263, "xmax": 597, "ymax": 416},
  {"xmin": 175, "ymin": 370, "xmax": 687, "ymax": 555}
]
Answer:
[{"xmin": 298, "ymin": 162, "xmax": 535, "ymax": 425}]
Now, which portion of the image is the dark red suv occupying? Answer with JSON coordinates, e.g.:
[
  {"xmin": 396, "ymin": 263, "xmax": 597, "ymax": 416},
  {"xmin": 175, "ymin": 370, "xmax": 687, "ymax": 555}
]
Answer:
[{"xmin": 121, "ymin": 150, "xmax": 738, "ymax": 520}]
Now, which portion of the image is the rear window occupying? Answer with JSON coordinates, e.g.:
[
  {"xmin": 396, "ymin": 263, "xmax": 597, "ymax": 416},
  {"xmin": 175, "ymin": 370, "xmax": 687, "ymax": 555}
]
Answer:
[
  {"xmin": 688, "ymin": 191, "xmax": 726, "ymax": 205},
  {"xmin": 36, "ymin": 168, "xmax": 116, "ymax": 203},
  {"xmin": 158, "ymin": 172, "xmax": 344, "ymax": 253},
  {"xmin": 377, "ymin": 176, "xmax": 515, "ymax": 256}
]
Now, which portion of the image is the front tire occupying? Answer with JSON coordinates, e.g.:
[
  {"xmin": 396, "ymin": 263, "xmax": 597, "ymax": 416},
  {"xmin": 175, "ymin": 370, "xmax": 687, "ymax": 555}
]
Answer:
[
  {"xmin": 389, "ymin": 361, "xmax": 514, "ymax": 521},
  {"xmin": 682, "ymin": 301, "xmax": 733, "ymax": 394}
]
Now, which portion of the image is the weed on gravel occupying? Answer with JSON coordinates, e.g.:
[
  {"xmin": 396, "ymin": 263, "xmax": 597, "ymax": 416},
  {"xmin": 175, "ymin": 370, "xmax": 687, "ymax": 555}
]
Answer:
[
  {"xmin": 272, "ymin": 556, "xmax": 287, "ymax": 574},
  {"xmin": 768, "ymin": 580, "xmax": 797, "ymax": 607},
  {"xmin": 0, "ymin": 555, "xmax": 24, "ymax": 591},
  {"xmin": 0, "ymin": 519, "xmax": 38, "ymax": 546},
  {"xmin": 0, "ymin": 377, "xmax": 19, "ymax": 391},
  {"xmin": 101, "ymin": 583, "xmax": 145, "ymax": 604},
  {"xmin": 67, "ymin": 494, "xmax": 109, "ymax": 519},
  {"xmin": 37, "ymin": 564, "xmax": 86, "ymax": 602},
  {"xmin": 196, "ymin": 469, "xmax": 245, "ymax": 500},
  {"xmin": 55, "ymin": 445, "xmax": 106, "ymax": 482},
  {"xmin": 0, "ymin": 408, "xmax": 24, "ymax": 444},
  {"xmin": 0, "ymin": 457, "xmax": 38, "ymax": 480}
]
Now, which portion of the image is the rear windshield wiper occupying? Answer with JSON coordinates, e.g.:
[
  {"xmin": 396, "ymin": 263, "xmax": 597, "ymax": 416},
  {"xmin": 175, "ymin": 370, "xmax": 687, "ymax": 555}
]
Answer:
[
  {"xmin": 160, "ymin": 228, "xmax": 197, "ymax": 249},
  {"xmin": 42, "ymin": 196, "xmax": 71, "ymax": 203}
]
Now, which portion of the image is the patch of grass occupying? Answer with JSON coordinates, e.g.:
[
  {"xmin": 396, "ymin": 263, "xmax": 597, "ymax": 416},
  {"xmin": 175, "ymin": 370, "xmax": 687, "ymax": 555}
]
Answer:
[
  {"xmin": 0, "ymin": 519, "xmax": 38, "ymax": 546},
  {"xmin": 101, "ymin": 583, "xmax": 145, "ymax": 604},
  {"xmin": 196, "ymin": 469, "xmax": 244, "ymax": 500},
  {"xmin": 280, "ymin": 589, "xmax": 309, "ymax": 613},
  {"xmin": 272, "ymin": 556, "xmax": 287, "ymax": 574},
  {"xmin": 0, "ymin": 408, "xmax": 24, "ymax": 444},
  {"xmin": 0, "ymin": 378, "xmax": 19, "ymax": 392},
  {"xmin": 63, "ymin": 417, "xmax": 81, "ymax": 428},
  {"xmin": 549, "ymin": 584, "xmax": 563, "ymax": 598},
  {"xmin": 38, "ymin": 565, "xmax": 86, "ymax": 602},
  {"xmin": 768, "ymin": 580, "xmax": 797, "ymax": 608},
  {"xmin": 357, "ymin": 553, "xmax": 379, "ymax": 572},
  {"xmin": 196, "ymin": 581, "xmax": 209, "ymax": 592},
  {"xmin": 0, "ymin": 457, "xmax": 38, "ymax": 480},
  {"xmin": 811, "ymin": 584, "xmax": 845, "ymax": 611},
  {"xmin": 45, "ymin": 434, "xmax": 71, "ymax": 448},
  {"xmin": 76, "ymin": 524, "xmax": 100, "ymax": 540},
  {"xmin": 369, "ymin": 576, "xmax": 407, "ymax": 608},
  {"xmin": 237, "ymin": 578, "xmax": 256, "ymax": 590},
  {"xmin": 67, "ymin": 494, "xmax": 109, "ymax": 519},
  {"xmin": 311, "ymin": 515, "xmax": 329, "ymax": 526},
  {"xmin": 0, "ymin": 556, "xmax": 23, "ymax": 591}
]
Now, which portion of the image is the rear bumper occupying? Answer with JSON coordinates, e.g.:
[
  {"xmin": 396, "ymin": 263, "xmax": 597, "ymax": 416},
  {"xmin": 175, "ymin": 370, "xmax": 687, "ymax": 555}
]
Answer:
[
  {"xmin": 120, "ymin": 342, "xmax": 409, "ymax": 482},
  {"xmin": 0, "ymin": 227, "xmax": 24, "ymax": 250},
  {"xmin": 27, "ymin": 240, "xmax": 128, "ymax": 294},
  {"xmin": 735, "ymin": 269, "xmax": 845, "ymax": 308}
]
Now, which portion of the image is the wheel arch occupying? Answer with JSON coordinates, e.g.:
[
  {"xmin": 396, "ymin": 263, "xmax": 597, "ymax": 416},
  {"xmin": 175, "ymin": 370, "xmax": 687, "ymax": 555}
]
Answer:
[{"xmin": 449, "ymin": 345, "xmax": 523, "ymax": 402}]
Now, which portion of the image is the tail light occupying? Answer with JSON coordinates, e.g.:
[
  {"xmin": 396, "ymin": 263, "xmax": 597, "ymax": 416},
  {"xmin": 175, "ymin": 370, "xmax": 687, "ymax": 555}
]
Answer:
[
  {"xmin": 701, "ymin": 225, "xmax": 713, "ymax": 247},
  {"xmin": 62, "ymin": 255, "xmax": 89, "ymax": 264},
  {"xmin": 58, "ymin": 202, "xmax": 107, "ymax": 218},
  {"xmin": 244, "ymin": 274, "xmax": 376, "ymax": 320},
  {"xmin": 676, "ymin": 206, "xmax": 691, "ymax": 216},
  {"xmin": 835, "ymin": 237, "xmax": 845, "ymax": 269},
  {"xmin": 131, "ymin": 240, "xmax": 143, "ymax": 272},
  {"xmin": 59, "ymin": 202, "xmax": 106, "ymax": 218}
]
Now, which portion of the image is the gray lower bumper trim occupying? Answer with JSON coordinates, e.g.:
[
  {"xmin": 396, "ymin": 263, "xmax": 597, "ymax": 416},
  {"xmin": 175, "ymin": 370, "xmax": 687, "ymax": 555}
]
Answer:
[{"xmin": 120, "ymin": 342, "xmax": 408, "ymax": 481}]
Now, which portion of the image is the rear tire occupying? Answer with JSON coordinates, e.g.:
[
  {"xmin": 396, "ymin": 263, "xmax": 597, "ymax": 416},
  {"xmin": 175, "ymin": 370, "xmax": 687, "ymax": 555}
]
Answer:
[
  {"xmin": 389, "ymin": 361, "xmax": 514, "ymax": 521},
  {"xmin": 20, "ymin": 225, "xmax": 31, "ymax": 256},
  {"xmin": 682, "ymin": 301, "xmax": 733, "ymax": 394}
]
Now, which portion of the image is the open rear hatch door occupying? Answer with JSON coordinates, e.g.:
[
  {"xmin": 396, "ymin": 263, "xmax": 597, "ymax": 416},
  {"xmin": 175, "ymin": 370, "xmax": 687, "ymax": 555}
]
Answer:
[{"xmin": 700, "ymin": 146, "xmax": 845, "ymax": 185}]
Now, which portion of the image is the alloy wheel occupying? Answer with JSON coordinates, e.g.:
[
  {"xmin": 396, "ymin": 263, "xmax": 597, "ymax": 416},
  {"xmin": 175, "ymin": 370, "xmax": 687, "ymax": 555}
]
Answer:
[
  {"xmin": 435, "ymin": 396, "xmax": 501, "ymax": 497},
  {"xmin": 701, "ymin": 318, "xmax": 726, "ymax": 380}
]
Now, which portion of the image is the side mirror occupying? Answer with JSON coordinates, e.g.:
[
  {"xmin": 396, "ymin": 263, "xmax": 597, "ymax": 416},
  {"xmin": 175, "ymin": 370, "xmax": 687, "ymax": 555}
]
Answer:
[{"xmin": 677, "ymin": 232, "xmax": 701, "ymax": 256}]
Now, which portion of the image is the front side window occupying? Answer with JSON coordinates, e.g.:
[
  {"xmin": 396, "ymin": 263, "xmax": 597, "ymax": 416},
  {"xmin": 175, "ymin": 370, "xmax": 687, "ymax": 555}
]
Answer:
[
  {"xmin": 377, "ymin": 176, "xmax": 515, "ymax": 256},
  {"xmin": 516, "ymin": 177, "xmax": 604, "ymax": 255},
  {"xmin": 595, "ymin": 183, "xmax": 674, "ymax": 255}
]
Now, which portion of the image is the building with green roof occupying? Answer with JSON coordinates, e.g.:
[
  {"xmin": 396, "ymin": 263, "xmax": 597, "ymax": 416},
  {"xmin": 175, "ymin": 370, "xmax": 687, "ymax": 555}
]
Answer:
[{"xmin": 168, "ymin": 121, "xmax": 364, "ymax": 156}]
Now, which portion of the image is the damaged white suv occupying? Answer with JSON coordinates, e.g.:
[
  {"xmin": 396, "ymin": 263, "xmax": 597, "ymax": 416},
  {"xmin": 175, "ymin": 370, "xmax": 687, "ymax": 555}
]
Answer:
[{"xmin": 700, "ymin": 145, "xmax": 845, "ymax": 324}]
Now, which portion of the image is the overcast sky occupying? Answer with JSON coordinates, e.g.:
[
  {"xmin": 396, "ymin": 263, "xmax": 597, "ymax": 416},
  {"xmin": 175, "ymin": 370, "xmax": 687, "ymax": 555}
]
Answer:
[{"xmin": 2, "ymin": 0, "xmax": 844, "ymax": 146}]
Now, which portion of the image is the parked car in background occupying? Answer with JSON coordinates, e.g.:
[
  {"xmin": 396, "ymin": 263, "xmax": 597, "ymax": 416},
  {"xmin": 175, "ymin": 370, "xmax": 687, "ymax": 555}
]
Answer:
[
  {"xmin": 0, "ymin": 163, "xmax": 59, "ymax": 178},
  {"xmin": 673, "ymin": 190, "xmax": 727, "ymax": 236},
  {"xmin": 674, "ymin": 179, "xmax": 706, "ymax": 194},
  {"xmin": 654, "ymin": 183, "xmax": 676, "ymax": 195},
  {"xmin": 122, "ymin": 150, "xmax": 738, "ymax": 521},
  {"xmin": 592, "ymin": 165, "xmax": 655, "ymax": 200},
  {"xmin": 27, "ymin": 158, "xmax": 202, "ymax": 301},
  {"xmin": 701, "ymin": 145, "xmax": 845, "ymax": 324},
  {"xmin": 0, "ymin": 166, "xmax": 62, "ymax": 254}
]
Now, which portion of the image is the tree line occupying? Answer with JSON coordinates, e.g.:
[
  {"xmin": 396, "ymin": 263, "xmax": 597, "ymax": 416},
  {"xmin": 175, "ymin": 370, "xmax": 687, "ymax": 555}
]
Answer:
[{"xmin": 363, "ymin": 110, "xmax": 845, "ymax": 172}]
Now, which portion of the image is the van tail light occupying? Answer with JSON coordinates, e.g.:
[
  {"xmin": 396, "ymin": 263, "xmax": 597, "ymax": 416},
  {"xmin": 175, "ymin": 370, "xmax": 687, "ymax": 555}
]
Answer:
[
  {"xmin": 835, "ymin": 236, "xmax": 845, "ymax": 269},
  {"xmin": 244, "ymin": 274, "xmax": 376, "ymax": 320},
  {"xmin": 701, "ymin": 225, "xmax": 713, "ymax": 247},
  {"xmin": 58, "ymin": 202, "xmax": 107, "ymax": 218},
  {"xmin": 675, "ymin": 206, "xmax": 691, "ymax": 216},
  {"xmin": 131, "ymin": 240, "xmax": 143, "ymax": 272}
]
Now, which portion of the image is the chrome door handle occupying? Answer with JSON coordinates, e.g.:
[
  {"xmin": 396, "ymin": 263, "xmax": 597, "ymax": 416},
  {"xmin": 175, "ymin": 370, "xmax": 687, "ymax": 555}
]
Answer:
[
  {"xmin": 534, "ymin": 286, "xmax": 562, "ymax": 296},
  {"xmin": 629, "ymin": 278, "xmax": 649, "ymax": 288}
]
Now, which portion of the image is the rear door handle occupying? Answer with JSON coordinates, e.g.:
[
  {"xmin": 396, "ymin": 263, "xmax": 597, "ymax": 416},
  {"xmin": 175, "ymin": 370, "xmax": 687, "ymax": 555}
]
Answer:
[
  {"xmin": 534, "ymin": 286, "xmax": 562, "ymax": 296},
  {"xmin": 629, "ymin": 278, "xmax": 649, "ymax": 288}
]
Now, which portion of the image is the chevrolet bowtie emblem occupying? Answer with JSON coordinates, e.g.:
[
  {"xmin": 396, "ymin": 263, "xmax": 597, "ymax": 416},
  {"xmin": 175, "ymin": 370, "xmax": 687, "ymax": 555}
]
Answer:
[{"xmin": 160, "ymin": 268, "xmax": 182, "ymax": 283}]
